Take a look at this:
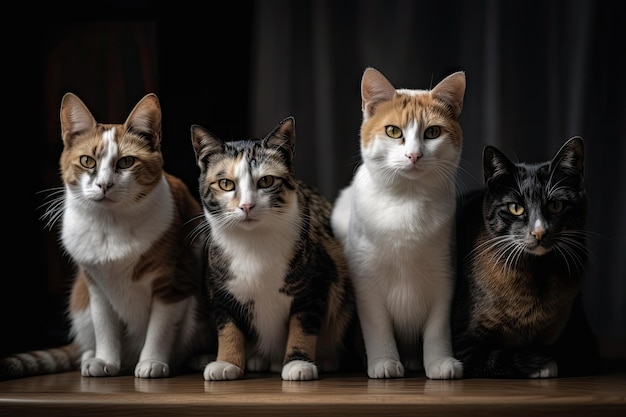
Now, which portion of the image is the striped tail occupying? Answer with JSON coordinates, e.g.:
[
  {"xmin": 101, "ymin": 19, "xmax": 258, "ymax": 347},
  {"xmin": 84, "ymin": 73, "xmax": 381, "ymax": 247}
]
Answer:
[{"xmin": 0, "ymin": 343, "xmax": 81, "ymax": 381}]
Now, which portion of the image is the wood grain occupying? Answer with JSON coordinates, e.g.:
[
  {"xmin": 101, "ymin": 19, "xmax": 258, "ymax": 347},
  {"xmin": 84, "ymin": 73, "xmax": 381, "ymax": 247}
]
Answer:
[{"xmin": 1, "ymin": 371, "xmax": 624, "ymax": 416}]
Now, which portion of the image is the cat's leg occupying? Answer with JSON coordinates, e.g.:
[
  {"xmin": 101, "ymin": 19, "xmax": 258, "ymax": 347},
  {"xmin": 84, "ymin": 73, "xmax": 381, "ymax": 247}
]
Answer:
[
  {"xmin": 281, "ymin": 314, "xmax": 319, "ymax": 381},
  {"xmin": 422, "ymin": 292, "xmax": 463, "ymax": 380},
  {"xmin": 204, "ymin": 321, "xmax": 246, "ymax": 381},
  {"xmin": 135, "ymin": 297, "xmax": 193, "ymax": 378},
  {"xmin": 357, "ymin": 296, "xmax": 404, "ymax": 378},
  {"xmin": 81, "ymin": 286, "xmax": 123, "ymax": 377}
]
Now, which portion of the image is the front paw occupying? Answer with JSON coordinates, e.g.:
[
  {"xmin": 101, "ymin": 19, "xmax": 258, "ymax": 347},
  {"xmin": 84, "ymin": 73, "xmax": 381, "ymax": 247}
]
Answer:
[
  {"xmin": 529, "ymin": 361, "xmax": 558, "ymax": 378},
  {"xmin": 425, "ymin": 357, "xmax": 463, "ymax": 379},
  {"xmin": 81, "ymin": 358, "xmax": 120, "ymax": 377},
  {"xmin": 368, "ymin": 358, "xmax": 405, "ymax": 379},
  {"xmin": 281, "ymin": 360, "xmax": 318, "ymax": 381},
  {"xmin": 135, "ymin": 359, "xmax": 170, "ymax": 378},
  {"xmin": 204, "ymin": 360, "xmax": 244, "ymax": 381}
]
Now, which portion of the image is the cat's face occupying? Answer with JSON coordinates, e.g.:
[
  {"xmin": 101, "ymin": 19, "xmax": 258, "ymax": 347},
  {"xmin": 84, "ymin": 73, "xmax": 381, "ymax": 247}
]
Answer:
[
  {"xmin": 482, "ymin": 137, "xmax": 586, "ymax": 256},
  {"xmin": 359, "ymin": 68, "xmax": 465, "ymax": 183},
  {"xmin": 191, "ymin": 117, "xmax": 298, "ymax": 231},
  {"xmin": 59, "ymin": 93, "xmax": 164, "ymax": 208}
]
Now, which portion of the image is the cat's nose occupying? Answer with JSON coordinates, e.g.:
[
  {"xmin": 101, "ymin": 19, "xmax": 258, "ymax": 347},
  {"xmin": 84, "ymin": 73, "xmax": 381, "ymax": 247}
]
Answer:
[
  {"xmin": 97, "ymin": 182, "xmax": 113, "ymax": 192},
  {"xmin": 406, "ymin": 152, "xmax": 421, "ymax": 164},
  {"xmin": 531, "ymin": 228, "xmax": 546, "ymax": 241},
  {"xmin": 240, "ymin": 204, "xmax": 255, "ymax": 215}
]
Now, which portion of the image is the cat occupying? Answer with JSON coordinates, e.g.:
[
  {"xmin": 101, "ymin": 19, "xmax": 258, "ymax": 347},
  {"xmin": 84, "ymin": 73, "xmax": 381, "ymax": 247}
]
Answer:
[
  {"xmin": 452, "ymin": 136, "xmax": 599, "ymax": 378},
  {"xmin": 0, "ymin": 92, "xmax": 215, "ymax": 381},
  {"xmin": 330, "ymin": 67, "xmax": 466, "ymax": 379},
  {"xmin": 190, "ymin": 116, "xmax": 357, "ymax": 381}
]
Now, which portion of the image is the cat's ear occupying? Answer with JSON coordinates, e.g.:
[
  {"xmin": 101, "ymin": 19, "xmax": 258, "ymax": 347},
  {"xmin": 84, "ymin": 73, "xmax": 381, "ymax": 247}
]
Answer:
[
  {"xmin": 483, "ymin": 145, "xmax": 514, "ymax": 184},
  {"xmin": 263, "ymin": 116, "xmax": 296, "ymax": 162},
  {"xmin": 60, "ymin": 93, "xmax": 97, "ymax": 146},
  {"xmin": 190, "ymin": 124, "xmax": 224, "ymax": 168},
  {"xmin": 431, "ymin": 71, "xmax": 466, "ymax": 119},
  {"xmin": 124, "ymin": 93, "xmax": 162, "ymax": 149},
  {"xmin": 550, "ymin": 136, "xmax": 584, "ymax": 179},
  {"xmin": 361, "ymin": 67, "xmax": 396, "ymax": 119}
]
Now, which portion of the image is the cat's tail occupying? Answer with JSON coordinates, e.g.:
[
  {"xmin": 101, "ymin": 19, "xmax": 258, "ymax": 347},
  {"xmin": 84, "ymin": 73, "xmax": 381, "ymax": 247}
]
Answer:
[{"xmin": 0, "ymin": 343, "xmax": 81, "ymax": 381}]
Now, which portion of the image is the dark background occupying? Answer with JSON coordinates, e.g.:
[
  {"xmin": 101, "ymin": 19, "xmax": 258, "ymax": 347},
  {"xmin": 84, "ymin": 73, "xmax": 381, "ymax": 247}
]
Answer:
[{"xmin": 7, "ymin": 0, "xmax": 625, "ymax": 363}]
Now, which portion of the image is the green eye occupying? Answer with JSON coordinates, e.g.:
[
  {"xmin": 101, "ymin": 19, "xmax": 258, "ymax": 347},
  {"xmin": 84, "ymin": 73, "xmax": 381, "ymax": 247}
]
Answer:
[
  {"xmin": 385, "ymin": 125, "xmax": 403, "ymax": 139},
  {"xmin": 424, "ymin": 126, "xmax": 441, "ymax": 139},
  {"xmin": 218, "ymin": 179, "xmax": 235, "ymax": 191},
  {"xmin": 548, "ymin": 200, "xmax": 564, "ymax": 213},
  {"xmin": 117, "ymin": 156, "xmax": 135, "ymax": 169},
  {"xmin": 80, "ymin": 155, "xmax": 96, "ymax": 169},
  {"xmin": 258, "ymin": 176, "xmax": 274, "ymax": 188},
  {"xmin": 508, "ymin": 203, "xmax": 525, "ymax": 216}
]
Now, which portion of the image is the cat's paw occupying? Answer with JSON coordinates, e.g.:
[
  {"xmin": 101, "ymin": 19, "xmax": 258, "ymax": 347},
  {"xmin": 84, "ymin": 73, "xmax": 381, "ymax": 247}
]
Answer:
[
  {"xmin": 529, "ymin": 361, "xmax": 558, "ymax": 378},
  {"xmin": 203, "ymin": 360, "xmax": 244, "ymax": 381},
  {"xmin": 425, "ymin": 357, "xmax": 463, "ymax": 379},
  {"xmin": 134, "ymin": 359, "xmax": 170, "ymax": 378},
  {"xmin": 281, "ymin": 360, "xmax": 319, "ymax": 381},
  {"xmin": 368, "ymin": 358, "xmax": 405, "ymax": 379},
  {"xmin": 81, "ymin": 358, "xmax": 120, "ymax": 377}
]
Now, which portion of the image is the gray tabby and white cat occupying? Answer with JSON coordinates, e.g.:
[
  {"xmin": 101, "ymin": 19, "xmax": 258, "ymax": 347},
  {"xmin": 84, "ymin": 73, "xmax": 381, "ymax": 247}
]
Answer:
[
  {"xmin": 191, "ymin": 116, "xmax": 356, "ymax": 381},
  {"xmin": 452, "ymin": 136, "xmax": 599, "ymax": 378},
  {"xmin": 1, "ymin": 93, "xmax": 214, "ymax": 380},
  {"xmin": 331, "ymin": 67, "xmax": 465, "ymax": 379}
]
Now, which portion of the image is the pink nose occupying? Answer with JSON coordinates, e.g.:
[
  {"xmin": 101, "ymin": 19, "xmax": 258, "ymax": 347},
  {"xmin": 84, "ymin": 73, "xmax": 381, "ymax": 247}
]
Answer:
[
  {"xmin": 406, "ymin": 152, "xmax": 421, "ymax": 164},
  {"xmin": 241, "ymin": 204, "xmax": 255, "ymax": 215}
]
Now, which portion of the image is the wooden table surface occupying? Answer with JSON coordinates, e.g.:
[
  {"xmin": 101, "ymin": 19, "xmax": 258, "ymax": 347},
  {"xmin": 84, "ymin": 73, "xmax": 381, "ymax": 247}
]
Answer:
[{"xmin": 1, "ymin": 370, "xmax": 625, "ymax": 416}]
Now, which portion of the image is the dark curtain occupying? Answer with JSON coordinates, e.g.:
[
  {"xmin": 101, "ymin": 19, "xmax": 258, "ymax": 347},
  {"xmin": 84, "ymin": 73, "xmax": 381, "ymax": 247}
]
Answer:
[{"xmin": 249, "ymin": 0, "xmax": 625, "ymax": 355}]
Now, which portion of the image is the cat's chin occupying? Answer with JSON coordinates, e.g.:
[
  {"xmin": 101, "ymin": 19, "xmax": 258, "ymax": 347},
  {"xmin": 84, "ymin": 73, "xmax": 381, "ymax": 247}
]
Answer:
[{"xmin": 528, "ymin": 246, "xmax": 552, "ymax": 256}]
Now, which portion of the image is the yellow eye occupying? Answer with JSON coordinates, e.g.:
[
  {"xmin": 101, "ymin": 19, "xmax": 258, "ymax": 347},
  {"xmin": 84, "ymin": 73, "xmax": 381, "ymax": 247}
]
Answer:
[
  {"xmin": 385, "ymin": 125, "xmax": 403, "ymax": 139},
  {"xmin": 424, "ymin": 126, "xmax": 441, "ymax": 139},
  {"xmin": 508, "ymin": 203, "xmax": 525, "ymax": 216},
  {"xmin": 258, "ymin": 176, "xmax": 274, "ymax": 188},
  {"xmin": 218, "ymin": 179, "xmax": 235, "ymax": 191},
  {"xmin": 79, "ymin": 155, "xmax": 96, "ymax": 169},
  {"xmin": 117, "ymin": 156, "xmax": 135, "ymax": 169},
  {"xmin": 548, "ymin": 200, "xmax": 564, "ymax": 213}
]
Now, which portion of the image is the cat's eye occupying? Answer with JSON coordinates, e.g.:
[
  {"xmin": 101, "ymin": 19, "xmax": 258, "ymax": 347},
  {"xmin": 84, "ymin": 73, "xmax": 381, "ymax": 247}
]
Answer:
[
  {"xmin": 548, "ymin": 200, "xmax": 564, "ymax": 213},
  {"xmin": 508, "ymin": 203, "xmax": 525, "ymax": 216},
  {"xmin": 385, "ymin": 125, "xmax": 403, "ymax": 139},
  {"xmin": 424, "ymin": 126, "xmax": 441, "ymax": 139},
  {"xmin": 117, "ymin": 156, "xmax": 135, "ymax": 169},
  {"xmin": 218, "ymin": 179, "xmax": 235, "ymax": 191},
  {"xmin": 258, "ymin": 176, "xmax": 275, "ymax": 188},
  {"xmin": 79, "ymin": 155, "xmax": 96, "ymax": 169}
]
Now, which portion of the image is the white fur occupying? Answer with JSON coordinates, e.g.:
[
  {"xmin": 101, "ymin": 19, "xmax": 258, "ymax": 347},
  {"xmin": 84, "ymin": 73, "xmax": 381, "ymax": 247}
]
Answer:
[
  {"xmin": 331, "ymin": 87, "xmax": 463, "ymax": 380},
  {"xmin": 64, "ymin": 172, "xmax": 202, "ymax": 377}
]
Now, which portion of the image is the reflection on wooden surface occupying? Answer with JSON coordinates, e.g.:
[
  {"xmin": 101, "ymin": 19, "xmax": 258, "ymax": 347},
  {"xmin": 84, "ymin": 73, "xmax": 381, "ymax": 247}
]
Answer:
[{"xmin": 1, "ymin": 371, "xmax": 625, "ymax": 416}]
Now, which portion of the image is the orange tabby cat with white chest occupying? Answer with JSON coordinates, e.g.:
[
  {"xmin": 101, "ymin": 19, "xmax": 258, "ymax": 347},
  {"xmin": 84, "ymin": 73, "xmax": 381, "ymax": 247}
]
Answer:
[{"xmin": 0, "ymin": 93, "xmax": 215, "ymax": 380}]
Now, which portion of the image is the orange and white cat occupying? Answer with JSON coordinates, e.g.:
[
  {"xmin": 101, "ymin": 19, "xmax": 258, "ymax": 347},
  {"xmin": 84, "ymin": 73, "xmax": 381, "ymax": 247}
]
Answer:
[
  {"xmin": 0, "ymin": 93, "xmax": 214, "ymax": 380},
  {"xmin": 331, "ymin": 67, "xmax": 465, "ymax": 379}
]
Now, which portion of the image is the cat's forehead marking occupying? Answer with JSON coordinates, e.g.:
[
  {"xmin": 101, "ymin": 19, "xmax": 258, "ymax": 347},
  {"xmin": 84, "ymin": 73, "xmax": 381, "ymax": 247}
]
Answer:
[{"xmin": 101, "ymin": 127, "xmax": 118, "ymax": 160}]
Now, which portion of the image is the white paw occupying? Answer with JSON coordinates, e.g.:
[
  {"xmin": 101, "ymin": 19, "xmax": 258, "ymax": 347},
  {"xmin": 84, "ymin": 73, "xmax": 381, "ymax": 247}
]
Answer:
[
  {"xmin": 425, "ymin": 357, "xmax": 463, "ymax": 379},
  {"xmin": 281, "ymin": 360, "xmax": 319, "ymax": 381},
  {"xmin": 81, "ymin": 358, "xmax": 120, "ymax": 377},
  {"xmin": 203, "ymin": 360, "xmax": 244, "ymax": 381},
  {"xmin": 368, "ymin": 358, "xmax": 405, "ymax": 379},
  {"xmin": 529, "ymin": 361, "xmax": 558, "ymax": 378},
  {"xmin": 134, "ymin": 359, "xmax": 170, "ymax": 378}
]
